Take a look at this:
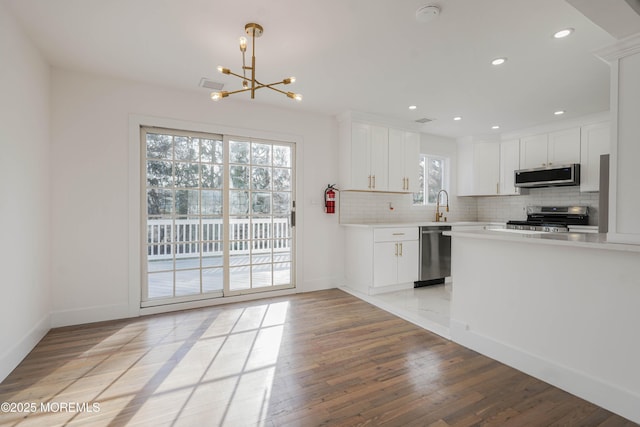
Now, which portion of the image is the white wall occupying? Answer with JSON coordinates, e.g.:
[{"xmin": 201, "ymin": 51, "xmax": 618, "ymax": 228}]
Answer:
[
  {"xmin": 50, "ymin": 69, "xmax": 340, "ymax": 327},
  {"xmin": 0, "ymin": 3, "xmax": 52, "ymax": 381}
]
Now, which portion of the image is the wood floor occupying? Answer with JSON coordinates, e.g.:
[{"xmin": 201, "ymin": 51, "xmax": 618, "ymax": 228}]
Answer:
[{"xmin": 0, "ymin": 289, "xmax": 635, "ymax": 427}]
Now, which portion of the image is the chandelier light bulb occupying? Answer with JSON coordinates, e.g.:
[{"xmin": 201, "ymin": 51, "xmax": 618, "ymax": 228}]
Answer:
[
  {"xmin": 242, "ymin": 80, "xmax": 249, "ymax": 89},
  {"xmin": 239, "ymin": 36, "xmax": 247, "ymax": 52},
  {"xmin": 217, "ymin": 66, "xmax": 230, "ymax": 74},
  {"xmin": 211, "ymin": 92, "xmax": 222, "ymax": 101},
  {"xmin": 287, "ymin": 92, "xmax": 303, "ymax": 101},
  {"xmin": 283, "ymin": 77, "xmax": 296, "ymax": 84}
]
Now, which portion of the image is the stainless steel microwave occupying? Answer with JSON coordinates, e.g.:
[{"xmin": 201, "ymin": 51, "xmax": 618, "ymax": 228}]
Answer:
[{"xmin": 514, "ymin": 164, "xmax": 580, "ymax": 188}]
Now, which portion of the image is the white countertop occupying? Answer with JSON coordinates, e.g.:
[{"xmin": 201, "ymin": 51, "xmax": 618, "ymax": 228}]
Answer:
[
  {"xmin": 445, "ymin": 228, "xmax": 640, "ymax": 253},
  {"xmin": 340, "ymin": 221, "xmax": 501, "ymax": 228}
]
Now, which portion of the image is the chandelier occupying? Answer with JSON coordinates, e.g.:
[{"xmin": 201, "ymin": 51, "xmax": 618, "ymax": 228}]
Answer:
[{"xmin": 211, "ymin": 23, "xmax": 302, "ymax": 102}]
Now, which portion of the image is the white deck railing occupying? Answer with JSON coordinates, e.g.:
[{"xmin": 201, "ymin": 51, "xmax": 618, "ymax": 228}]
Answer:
[{"xmin": 147, "ymin": 218, "xmax": 290, "ymax": 260}]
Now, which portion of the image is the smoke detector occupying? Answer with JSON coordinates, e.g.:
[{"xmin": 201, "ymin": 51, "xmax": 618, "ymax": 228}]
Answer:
[{"xmin": 416, "ymin": 5, "xmax": 440, "ymax": 22}]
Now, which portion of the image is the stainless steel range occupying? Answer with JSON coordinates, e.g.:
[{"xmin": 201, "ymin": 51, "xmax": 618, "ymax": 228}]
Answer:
[{"xmin": 506, "ymin": 206, "xmax": 589, "ymax": 232}]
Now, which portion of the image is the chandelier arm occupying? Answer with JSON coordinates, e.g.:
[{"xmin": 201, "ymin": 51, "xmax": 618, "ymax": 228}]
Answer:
[
  {"xmin": 254, "ymin": 78, "xmax": 286, "ymax": 88},
  {"xmin": 225, "ymin": 70, "xmax": 251, "ymax": 81},
  {"xmin": 224, "ymin": 87, "xmax": 254, "ymax": 96},
  {"xmin": 265, "ymin": 85, "xmax": 287, "ymax": 95}
]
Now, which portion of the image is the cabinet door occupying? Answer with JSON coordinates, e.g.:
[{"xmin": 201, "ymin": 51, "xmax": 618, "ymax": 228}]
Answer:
[
  {"xmin": 403, "ymin": 132, "xmax": 420, "ymax": 192},
  {"xmin": 351, "ymin": 123, "xmax": 372, "ymax": 190},
  {"xmin": 388, "ymin": 130, "xmax": 420, "ymax": 192},
  {"xmin": 580, "ymin": 122, "xmax": 610, "ymax": 192},
  {"xmin": 396, "ymin": 240, "xmax": 419, "ymax": 284},
  {"xmin": 457, "ymin": 143, "xmax": 474, "ymax": 196},
  {"xmin": 499, "ymin": 139, "xmax": 520, "ymax": 195},
  {"xmin": 548, "ymin": 127, "xmax": 580, "ymax": 166},
  {"xmin": 373, "ymin": 241, "xmax": 398, "ymax": 287},
  {"xmin": 370, "ymin": 125, "xmax": 389, "ymax": 191},
  {"xmin": 520, "ymin": 134, "xmax": 548, "ymax": 168},
  {"xmin": 474, "ymin": 143, "xmax": 500, "ymax": 195},
  {"xmin": 387, "ymin": 129, "xmax": 405, "ymax": 192}
]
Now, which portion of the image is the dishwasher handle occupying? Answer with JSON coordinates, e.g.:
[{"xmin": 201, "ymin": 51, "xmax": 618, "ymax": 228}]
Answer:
[{"xmin": 420, "ymin": 226, "xmax": 451, "ymax": 234}]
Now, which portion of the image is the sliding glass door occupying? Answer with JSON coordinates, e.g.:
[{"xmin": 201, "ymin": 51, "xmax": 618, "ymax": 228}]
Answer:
[{"xmin": 141, "ymin": 127, "xmax": 295, "ymax": 307}]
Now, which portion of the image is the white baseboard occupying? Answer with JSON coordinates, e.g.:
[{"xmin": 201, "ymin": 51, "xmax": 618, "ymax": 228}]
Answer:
[
  {"xmin": 0, "ymin": 314, "xmax": 50, "ymax": 382},
  {"xmin": 368, "ymin": 282, "xmax": 414, "ymax": 295},
  {"xmin": 51, "ymin": 303, "xmax": 132, "ymax": 328},
  {"xmin": 450, "ymin": 319, "xmax": 640, "ymax": 424},
  {"xmin": 300, "ymin": 277, "xmax": 335, "ymax": 292}
]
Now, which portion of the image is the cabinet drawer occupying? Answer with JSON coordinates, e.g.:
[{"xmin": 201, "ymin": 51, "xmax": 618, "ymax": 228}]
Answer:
[{"xmin": 374, "ymin": 227, "xmax": 418, "ymax": 242}]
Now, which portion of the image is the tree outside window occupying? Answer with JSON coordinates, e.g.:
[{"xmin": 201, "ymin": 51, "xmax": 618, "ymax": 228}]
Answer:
[{"xmin": 413, "ymin": 154, "xmax": 449, "ymax": 205}]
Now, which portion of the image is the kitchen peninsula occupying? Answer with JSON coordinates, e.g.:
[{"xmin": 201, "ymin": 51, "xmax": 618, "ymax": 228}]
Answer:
[{"xmin": 446, "ymin": 228, "xmax": 640, "ymax": 423}]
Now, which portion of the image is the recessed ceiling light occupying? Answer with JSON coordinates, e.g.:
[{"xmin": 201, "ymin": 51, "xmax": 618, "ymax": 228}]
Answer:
[
  {"xmin": 553, "ymin": 28, "xmax": 574, "ymax": 39},
  {"xmin": 554, "ymin": 110, "xmax": 565, "ymax": 115},
  {"xmin": 453, "ymin": 116, "xmax": 462, "ymax": 121},
  {"xmin": 409, "ymin": 105, "xmax": 417, "ymax": 110},
  {"xmin": 491, "ymin": 57, "xmax": 507, "ymax": 66},
  {"xmin": 492, "ymin": 125, "xmax": 500, "ymax": 130}
]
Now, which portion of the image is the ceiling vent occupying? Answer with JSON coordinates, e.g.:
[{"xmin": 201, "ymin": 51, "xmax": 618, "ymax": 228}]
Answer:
[
  {"xmin": 415, "ymin": 117, "xmax": 434, "ymax": 124},
  {"xmin": 199, "ymin": 78, "xmax": 224, "ymax": 90}
]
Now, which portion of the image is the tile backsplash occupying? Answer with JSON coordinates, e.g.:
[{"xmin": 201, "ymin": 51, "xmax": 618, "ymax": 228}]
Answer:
[
  {"xmin": 338, "ymin": 191, "xmax": 477, "ymax": 224},
  {"xmin": 475, "ymin": 186, "xmax": 599, "ymax": 224},
  {"xmin": 339, "ymin": 187, "xmax": 600, "ymax": 225}
]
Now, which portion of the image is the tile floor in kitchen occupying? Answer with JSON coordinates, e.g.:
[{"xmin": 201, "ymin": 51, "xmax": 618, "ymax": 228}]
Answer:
[{"xmin": 353, "ymin": 282, "xmax": 452, "ymax": 339}]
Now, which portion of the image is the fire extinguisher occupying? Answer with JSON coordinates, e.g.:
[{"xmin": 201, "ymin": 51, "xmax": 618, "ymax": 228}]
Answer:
[{"xmin": 324, "ymin": 184, "xmax": 337, "ymax": 214}]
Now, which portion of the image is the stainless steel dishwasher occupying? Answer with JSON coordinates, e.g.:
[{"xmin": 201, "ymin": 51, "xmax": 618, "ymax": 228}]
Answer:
[{"xmin": 415, "ymin": 225, "xmax": 451, "ymax": 287}]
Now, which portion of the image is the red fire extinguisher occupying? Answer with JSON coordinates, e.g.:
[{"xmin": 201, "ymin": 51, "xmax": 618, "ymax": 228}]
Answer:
[{"xmin": 324, "ymin": 184, "xmax": 337, "ymax": 214}]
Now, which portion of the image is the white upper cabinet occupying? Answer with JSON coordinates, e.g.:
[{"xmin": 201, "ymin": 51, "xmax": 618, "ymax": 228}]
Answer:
[
  {"xmin": 458, "ymin": 142, "xmax": 500, "ymax": 196},
  {"xmin": 520, "ymin": 127, "xmax": 581, "ymax": 169},
  {"xmin": 580, "ymin": 122, "xmax": 610, "ymax": 192},
  {"xmin": 500, "ymin": 139, "xmax": 520, "ymax": 195},
  {"xmin": 388, "ymin": 129, "xmax": 420, "ymax": 192},
  {"xmin": 548, "ymin": 127, "xmax": 581, "ymax": 166},
  {"xmin": 458, "ymin": 140, "xmax": 520, "ymax": 196},
  {"xmin": 339, "ymin": 117, "xmax": 419, "ymax": 193},
  {"xmin": 343, "ymin": 122, "xmax": 389, "ymax": 191},
  {"xmin": 519, "ymin": 134, "xmax": 548, "ymax": 169}
]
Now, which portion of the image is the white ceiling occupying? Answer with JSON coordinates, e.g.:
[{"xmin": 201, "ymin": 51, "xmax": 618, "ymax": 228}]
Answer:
[{"xmin": 4, "ymin": 0, "xmax": 635, "ymax": 140}]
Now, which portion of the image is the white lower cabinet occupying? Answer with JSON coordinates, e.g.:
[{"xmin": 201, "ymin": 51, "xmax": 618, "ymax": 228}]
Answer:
[{"xmin": 344, "ymin": 226, "xmax": 419, "ymax": 294}]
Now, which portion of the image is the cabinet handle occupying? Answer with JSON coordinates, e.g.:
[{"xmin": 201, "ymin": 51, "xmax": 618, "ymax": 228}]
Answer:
[
  {"xmin": 373, "ymin": 175, "xmax": 376, "ymax": 189},
  {"xmin": 548, "ymin": 162, "xmax": 553, "ymax": 165},
  {"xmin": 395, "ymin": 243, "xmax": 398, "ymax": 256},
  {"xmin": 497, "ymin": 182, "xmax": 499, "ymax": 194},
  {"xmin": 406, "ymin": 177, "xmax": 409, "ymax": 190},
  {"xmin": 368, "ymin": 175, "xmax": 371, "ymax": 189},
  {"xmin": 392, "ymin": 233, "xmax": 405, "ymax": 236},
  {"xmin": 542, "ymin": 163, "xmax": 546, "ymax": 167},
  {"xmin": 399, "ymin": 243, "xmax": 403, "ymax": 256}
]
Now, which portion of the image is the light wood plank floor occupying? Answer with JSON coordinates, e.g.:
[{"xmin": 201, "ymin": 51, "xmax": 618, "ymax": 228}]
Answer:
[{"xmin": 0, "ymin": 289, "xmax": 635, "ymax": 426}]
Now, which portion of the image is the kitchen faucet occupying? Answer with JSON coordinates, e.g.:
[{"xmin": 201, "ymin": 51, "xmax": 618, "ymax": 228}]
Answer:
[{"xmin": 435, "ymin": 189, "xmax": 449, "ymax": 222}]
